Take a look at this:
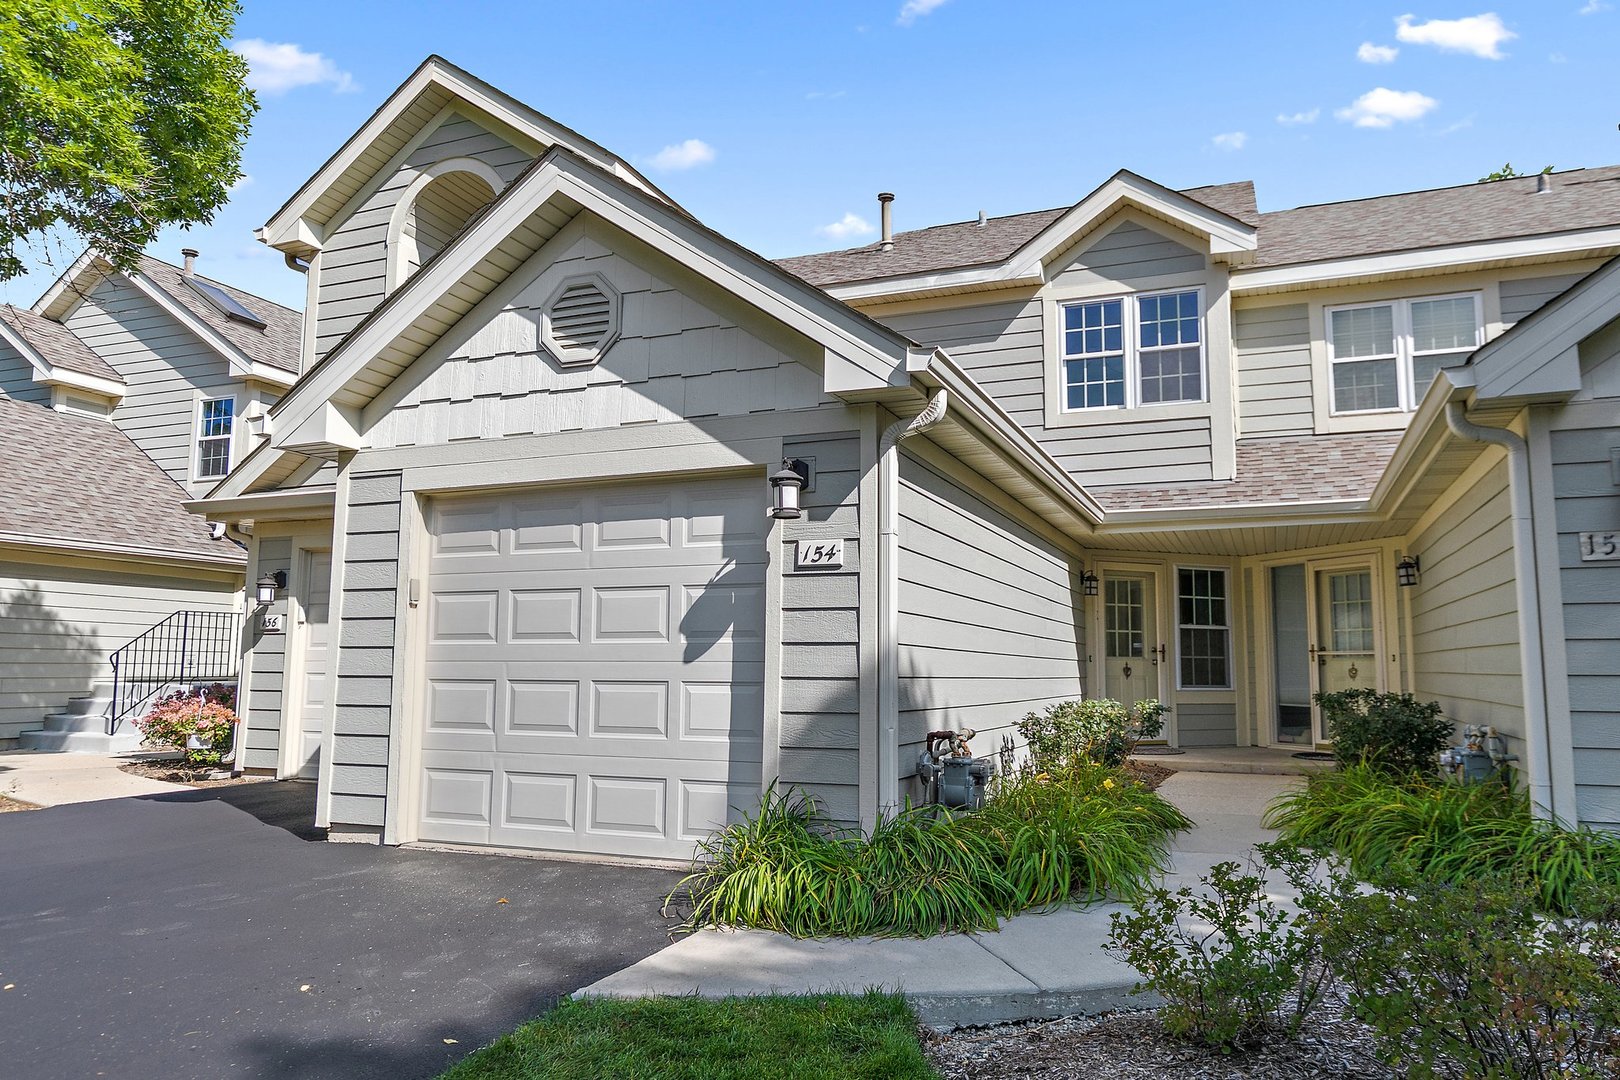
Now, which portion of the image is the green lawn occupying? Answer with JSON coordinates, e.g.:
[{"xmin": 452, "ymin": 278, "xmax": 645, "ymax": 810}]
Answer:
[{"xmin": 438, "ymin": 992, "xmax": 938, "ymax": 1080}]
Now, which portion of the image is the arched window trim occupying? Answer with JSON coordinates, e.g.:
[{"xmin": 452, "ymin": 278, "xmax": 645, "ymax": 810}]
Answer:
[{"xmin": 384, "ymin": 157, "xmax": 505, "ymax": 294}]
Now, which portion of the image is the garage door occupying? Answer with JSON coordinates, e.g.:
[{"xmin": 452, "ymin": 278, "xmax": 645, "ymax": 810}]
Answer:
[{"xmin": 418, "ymin": 474, "xmax": 767, "ymax": 859}]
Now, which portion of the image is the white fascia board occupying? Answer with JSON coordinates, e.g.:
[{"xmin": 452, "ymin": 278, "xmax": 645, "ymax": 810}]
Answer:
[
  {"xmin": 0, "ymin": 530, "xmax": 246, "ymax": 571},
  {"xmin": 824, "ymin": 264, "xmax": 1042, "ymax": 304},
  {"xmin": 28, "ymin": 248, "xmax": 104, "ymax": 319},
  {"xmin": 0, "ymin": 317, "xmax": 126, "ymax": 400},
  {"xmin": 203, "ymin": 438, "xmax": 287, "ymax": 500},
  {"xmin": 1004, "ymin": 172, "xmax": 1257, "ymax": 281},
  {"xmin": 242, "ymin": 362, "xmax": 296, "ymax": 389},
  {"xmin": 274, "ymin": 400, "xmax": 363, "ymax": 455},
  {"xmin": 1231, "ymin": 227, "xmax": 1620, "ymax": 295},
  {"xmin": 1470, "ymin": 255, "xmax": 1620, "ymax": 400},
  {"xmin": 185, "ymin": 488, "xmax": 336, "ymax": 521},
  {"xmin": 0, "ymin": 317, "xmax": 56, "ymax": 382},
  {"xmin": 124, "ymin": 270, "xmax": 259, "ymax": 379},
  {"xmin": 274, "ymin": 153, "xmax": 913, "ymax": 442},
  {"xmin": 916, "ymin": 349, "xmax": 1105, "ymax": 527},
  {"xmin": 1094, "ymin": 498, "xmax": 1373, "ymax": 532}
]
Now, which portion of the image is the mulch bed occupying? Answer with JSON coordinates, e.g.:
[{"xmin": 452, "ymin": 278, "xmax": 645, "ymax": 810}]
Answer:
[
  {"xmin": 0, "ymin": 794, "xmax": 38, "ymax": 813},
  {"xmin": 118, "ymin": 760, "xmax": 260, "ymax": 788},
  {"xmin": 923, "ymin": 994, "xmax": 1393, "ymax": 1079},
  {"xmin": 1119, "ymin": 761, "xmax": 1175, "ymax": 790}
]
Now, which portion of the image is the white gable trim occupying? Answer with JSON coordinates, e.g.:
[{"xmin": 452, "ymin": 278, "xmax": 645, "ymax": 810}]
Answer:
[
  {"xmin": 258, "ymin": 57, "xmax": 672, "ymax": 252},
  {"xmin": 0, "ymin": 316, "xmax": 126, "ymax": 400},
  {"xmin": 1469, "ymin": 255, "xmax": 1619, "ymax": 401}
]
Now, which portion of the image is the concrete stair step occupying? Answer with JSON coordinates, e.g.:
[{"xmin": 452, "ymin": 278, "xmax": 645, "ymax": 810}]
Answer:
[
  {"xmin": 40, "ymin": 712, "xmax": 113, "ymax": 735},
  {"xmin": 17, "ymin": 728, "xmax": 146, "ymax": 754},
  {"xmin": 63, "ymin": 695, "xmax": 112, "ymax": 717}
]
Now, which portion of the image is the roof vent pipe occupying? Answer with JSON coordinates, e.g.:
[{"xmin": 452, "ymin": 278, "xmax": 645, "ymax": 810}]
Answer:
[
  {"xmin": 878, "ymin": 192, "xmax": 894, "ymax": 251},
  {"xmin": 1536, "ymin": 172, "xmax": 1553, "ymax": 194},
  {"xmin": 181, "ymin": 247, "xmax": 199, "ymax": 276},
  {"xmin": 977, "ymin": 210, "xmax": 987, "ymax": 227}
]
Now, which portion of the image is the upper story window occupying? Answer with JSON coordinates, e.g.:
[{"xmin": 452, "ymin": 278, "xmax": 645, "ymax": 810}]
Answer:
[
  {"xmin": 1061, "ymin": 289, "xmax": 1204, "ymax": 411},
  {"xmin": 196, "ymin": 396, "xmax": 234, "ymax": 480},
  {"xmin": 1326, "ymin": 293, "xmax": 1481, "ymax": 414}
]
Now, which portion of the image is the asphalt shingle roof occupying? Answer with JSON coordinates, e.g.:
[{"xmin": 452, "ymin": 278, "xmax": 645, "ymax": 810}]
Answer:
[
  {"xmin": 1090, "ymin": 433, "xmax": 1404, "ymax": 512},
  {"xmin": 137, "ymin": 256, "xmax": 302, "ymax": 374},
  {"xmin": 0, "ymin": 304, "xmax": 122, "ymax": 384},
  {"xmin": 0, "ymin": 397, "xmax": 242, "ymax": 562},
  {"xmin": 778, "ymin": 167, "xmax": 1620, "ymax": 286}
]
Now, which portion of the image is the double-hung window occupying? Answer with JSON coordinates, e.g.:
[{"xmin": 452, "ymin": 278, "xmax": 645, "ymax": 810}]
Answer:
[
  {"xmin": 1326, "ymin": 293, "xmax": 1481, "ymax": 414},
  {"xmin": 1061, "ymin": 289, "xmax": 1204, "ymax": 411},
  {"xmin": 196, "ymin": 397, "xmax": 235, "ymax": 480},
  {"xmin": 1176, "ymin": 567, "xmax": 1230, "ymax": 689}
]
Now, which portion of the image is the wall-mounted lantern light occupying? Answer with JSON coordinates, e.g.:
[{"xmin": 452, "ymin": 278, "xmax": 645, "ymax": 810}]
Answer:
[
  {"xmin": 1082, "ymin": 569, "xmax": 1099, "ymax": 596},
  {"xmin": 255, "ymin": 569, "xmax": 288, "ymax": 606},
  {"xmin": 768, "ymin": 458, "xmax": 810, "ymax": 520},
  {"xmin": 1396, "ymin": 555, "xmax": 1421, "ymax": 588}
]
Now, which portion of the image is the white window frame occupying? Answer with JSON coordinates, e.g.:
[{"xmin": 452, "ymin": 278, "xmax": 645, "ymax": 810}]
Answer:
[
  {"xmin": 195, "ymin": 395, "xmax": 236, "ymax": 481},
  {"xmin": 1059, "ymin": 287, "xmax": 1207, "ymax": 412},
  {"xmin": 1174, "ymin": 565, "xmax": 1232, "ymax": 691},
  {"xmin": 1324, "ymin": 292, "xmax": 1482, "ymax": 416}
]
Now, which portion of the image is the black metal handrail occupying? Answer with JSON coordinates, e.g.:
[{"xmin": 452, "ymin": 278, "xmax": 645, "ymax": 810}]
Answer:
[{"xmin": 108, "ymin": 611, "xmax": 242, "ymax": 734}]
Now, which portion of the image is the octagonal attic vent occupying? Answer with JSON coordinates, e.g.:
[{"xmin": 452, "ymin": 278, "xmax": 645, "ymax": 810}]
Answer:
[{"xmin": 542, "ymin": 273, "xmax": 620, "ymax": 366}]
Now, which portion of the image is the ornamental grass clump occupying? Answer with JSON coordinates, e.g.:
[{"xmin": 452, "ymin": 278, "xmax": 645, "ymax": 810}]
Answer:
[
  {"xmin": 673, "ymin": 769, "xmax": 1189, "ymax": 939},
  {"xmin": 1264, "ymin": 763, "xmax": 1620, "ymax": 914}
]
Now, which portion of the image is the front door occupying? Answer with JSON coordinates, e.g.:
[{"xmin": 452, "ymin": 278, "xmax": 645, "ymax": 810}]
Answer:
[
  {"xmin": 1102, "ymin": 571, "xmax": 1161, "ymax": 708},
  {"xmin": 1308, "ymin": 566, "xmax": 1378, "ymax": 744},
  {"xmin": 295, "ymin": 550, "xmax": 333, "ymax": 780}
]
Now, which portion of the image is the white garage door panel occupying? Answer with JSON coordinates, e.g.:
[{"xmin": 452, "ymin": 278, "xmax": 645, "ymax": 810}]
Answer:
[{"xmin": 419, "ymin": 474, "xmax": 767, "ymax": 858}]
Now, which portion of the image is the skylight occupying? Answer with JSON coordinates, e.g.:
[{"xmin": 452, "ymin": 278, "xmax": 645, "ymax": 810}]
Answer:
[{"xmin": 184, "ymin": 276, "xmax": 268, "ymax": 330}]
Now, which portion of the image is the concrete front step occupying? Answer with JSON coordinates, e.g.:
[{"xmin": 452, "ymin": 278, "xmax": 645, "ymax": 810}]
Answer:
[
  {"xmin": 63, "ymin": 694, "xmax": 113, "ymax": 718},
  {"xmin": 17, "ymin": 728, "xmax": 146, "ymax": 754},
  {"xmin": 39, "ymin": 711, "xmax": 113, "ymax": 734}
]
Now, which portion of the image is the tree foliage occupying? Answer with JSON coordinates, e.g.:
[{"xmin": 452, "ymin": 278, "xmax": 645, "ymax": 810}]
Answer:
[
  {"xmin": 1478, "ymin": 162, "xmax": 1555, "ymax": 183},
  {"xmin": 0, "ymin": 0, "xmax": 255, "ymax": 280}
]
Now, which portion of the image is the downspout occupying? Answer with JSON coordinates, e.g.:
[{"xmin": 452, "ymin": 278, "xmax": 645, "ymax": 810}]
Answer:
[
  {"xmin": 877, "ymin": 390, "xmax": 948, "ymax": 814},
  {"xmin": 1442, "ymin": 399, "xmax": 1557, "ymax": 821}
]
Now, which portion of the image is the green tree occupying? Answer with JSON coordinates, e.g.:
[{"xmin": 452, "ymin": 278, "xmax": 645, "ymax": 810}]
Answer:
[
  {"xmin": 0, "ymin": 0, "xmax": 255, "ymax": 280},
  {"xmin": 1478, "ymin": 162, "xmax": 1555, "ymax": 183}
]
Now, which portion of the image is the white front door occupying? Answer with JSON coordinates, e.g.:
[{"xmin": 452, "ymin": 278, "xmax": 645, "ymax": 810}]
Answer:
[
  {"xmin": 1101, "ymin": 570, "xmax": 1162, "ymax": 708},
  {"xmin": 295, "ymin": 550, "xmax": 333, "ymax": 780},
  {"xmin": 1307, "ymin": 564, "xmax": 1380, "ymax": 745}
]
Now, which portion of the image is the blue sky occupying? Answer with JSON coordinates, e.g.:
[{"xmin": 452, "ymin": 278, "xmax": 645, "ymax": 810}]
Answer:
[{"xmin": 6, "ymin": 1, "xmax": 1618, "ymax": 310}]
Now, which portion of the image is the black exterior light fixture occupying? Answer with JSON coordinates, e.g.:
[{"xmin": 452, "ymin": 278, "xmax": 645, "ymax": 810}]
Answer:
[
  {"xmin": 256, "ymin": 570, "xmax": 288, "ymax": 606},
  {"xmin": 1396, "ymin": 555, "xmax": 1421, "ymax": 588},
  {"xmin": 1082, "ymin": 569, "xmax": 1100, "ymax": 596},
  {"xmin": 768, "ymin": 458, "xmax": 810, "ymax": 520}
]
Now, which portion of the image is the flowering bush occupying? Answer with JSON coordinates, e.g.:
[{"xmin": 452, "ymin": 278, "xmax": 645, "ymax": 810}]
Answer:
[
  {"xmin": 1015, "ymin": 698, "xmax": 1169, "ymax": 770},
  {"xmin": 148, "ymin": 682, "xmax": 236, "ymax": 713},
  {"xmin": 137, "ymin": 692, "xmax": 238, "ymax": 766}
]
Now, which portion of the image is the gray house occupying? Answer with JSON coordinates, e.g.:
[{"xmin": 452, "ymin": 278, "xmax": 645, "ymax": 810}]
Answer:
[
  {"xmin": 0, "ymin": 254, "xmax": 301, "ymax": 749},
  {"xmin": 195, "ymin": 57, "xmax": 1618, "ymax": 859}
]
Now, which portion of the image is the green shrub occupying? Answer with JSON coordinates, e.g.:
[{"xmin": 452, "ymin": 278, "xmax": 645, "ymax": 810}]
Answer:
[
  {"xmin": 1315, "ymin": 688, "xmax": 1450, "ymax": 775},
  {"xmin": 1322, "ymin": 876, "xmax": 1620, "ymax": 1079},
  {"xmin": 1015, "ymin": 698, "xmax": 1167, "ymax": 770},
  {"xmin": 1106, "ymin": 843, "xmax": 1353, "ymax": 1050},
  {"xmin": 136, "ymin": 693, "xmax": 237, "ymax": 766},
  {"xmin": 673, "ymin": 770, "xmax": 1189, "ymax": 939},
  {"xmin": 1265, "ymin": 764, "xmax": 1620, "ymax": 914}
]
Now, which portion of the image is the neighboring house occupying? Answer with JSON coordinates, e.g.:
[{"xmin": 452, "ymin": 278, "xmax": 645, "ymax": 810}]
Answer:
[
  {"xmin": 193, "ymin": 57, "xmax": 1618, "ymax": 859},
  {"xmin": 0, "ymin": 253, "xmax": 302, "ymax": 749}
]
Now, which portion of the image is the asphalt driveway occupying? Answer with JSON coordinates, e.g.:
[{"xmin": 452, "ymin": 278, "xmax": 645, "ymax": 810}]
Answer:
[{"xmin": 0, "ymin": 782, "xmax": 684, "ymax": 1080}]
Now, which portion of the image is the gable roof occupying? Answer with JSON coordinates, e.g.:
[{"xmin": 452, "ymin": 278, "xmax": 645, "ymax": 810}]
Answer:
[
  {"xmin": 0, "ymin": 397, "xmax": 243, "ymax": 566},
  {"xmin": 0, "ymin": 304, "xmax": 122, "ymax": 384},
  {"xmin": 781, "ymin": 166, "xmax": 1620, "ymax": 291},
  {"xmin": 259, "ymin": 55, "xmax": 677, "ymax": 254},
  {"xmin": 777, "ymin": 180, "xmax": 1258, "ymax": 289},
  {"xmin": 1466, "ymin": 252, "xmax": 1620, "ymax": 401},
  {"xmin": 134, "ymin": 256, "xmax": 301, "ymax": 374}
]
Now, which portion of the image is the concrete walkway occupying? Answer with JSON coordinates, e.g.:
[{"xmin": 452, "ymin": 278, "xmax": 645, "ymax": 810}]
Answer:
[
  {"xmin": 0, "ymin": 749, "xmax": 188, "ymax": 806},
  {"xmin": 579, "ymin": 770, "xmax": 1303, "ymax": 1028}
]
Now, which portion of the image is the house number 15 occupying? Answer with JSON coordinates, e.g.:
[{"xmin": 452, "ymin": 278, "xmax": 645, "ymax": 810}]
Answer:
[{"xmin": 1578, "ymin": 532, "xmax": 1620, "ymax": 562}]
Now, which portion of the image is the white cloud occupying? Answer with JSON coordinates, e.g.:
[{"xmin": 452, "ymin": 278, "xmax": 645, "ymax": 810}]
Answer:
[
  {"xmin": 1580, "ymin": 0, "xmax": 1609, "ymax": 14},
  {"xmin": 1212, "ymin": 131, "xmax": 1248, "ymax": 151},
  {"xmin": 1357, "ymin": 41, "xmax": 1399, "ymax": 63},
  {"xmin": 647, "ymin": 139, "xmax": 716, "ymax": 171},
  {"xmin": 1549, "ymin": 51, "xmax": 1570, "ymax": 63},
  {"xmin": 1276, "ymin": 107, "xmax": 1321, "ymax": 125},
  {"xmin": 819, "ymin": 213, "xmax": 875, "ymax": 241},
  {"xmin": 1394, "ymin": 13, "xmax": 1516, "ymax": 59},
  {"xmin": 806, "ymin": 90, "xmax": 848, "ymax": 100},
  {"xmin": 228, "ymin": 174, "xmax": 253, "ymax": 193},
  {"xmin": 1336, "ymin": 87, "xmax": 1440, "ymax": 128},
  {"xmin": 897, "ymin": 0, "xmax": 948, "ymax": 26},
  {"xmin": 233, "ymin": 39, "xmax": 357, "ymax": 95}
]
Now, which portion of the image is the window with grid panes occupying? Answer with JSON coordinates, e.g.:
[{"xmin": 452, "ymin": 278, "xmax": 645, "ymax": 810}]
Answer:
[
  {"xmin": 1177, "ymin": 567, "xmax": 1230, "ymax": 689},
  {"xmin": 1061, "ymin": 289, "xmax": 1204, "ymax": 410}
]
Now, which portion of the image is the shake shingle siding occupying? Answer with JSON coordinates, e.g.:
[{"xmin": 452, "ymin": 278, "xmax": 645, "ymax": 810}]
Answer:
[
  {"xmin": 328, "ymin": 471, "xmax": 403, "ymax": 828},
  {"xmin": 316, "ymin": 113, "xmax": 535, "ymax": 362},
  {"xmin": 1234, "ymin": 304, "xmax": 1313, "ymax": 438},
  {"xmin": 1551, "ymin": 425, "xmax": 1620, "ymax": 829},
  {"xmin": 897, "ymin": 446, "xmax": 1084, "ymax": 795}
]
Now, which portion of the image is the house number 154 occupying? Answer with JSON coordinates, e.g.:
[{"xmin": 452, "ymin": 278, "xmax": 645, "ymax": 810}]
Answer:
[{"xmin": 795, "ymin": 540, "xmax": 845, "ymax": 571}]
